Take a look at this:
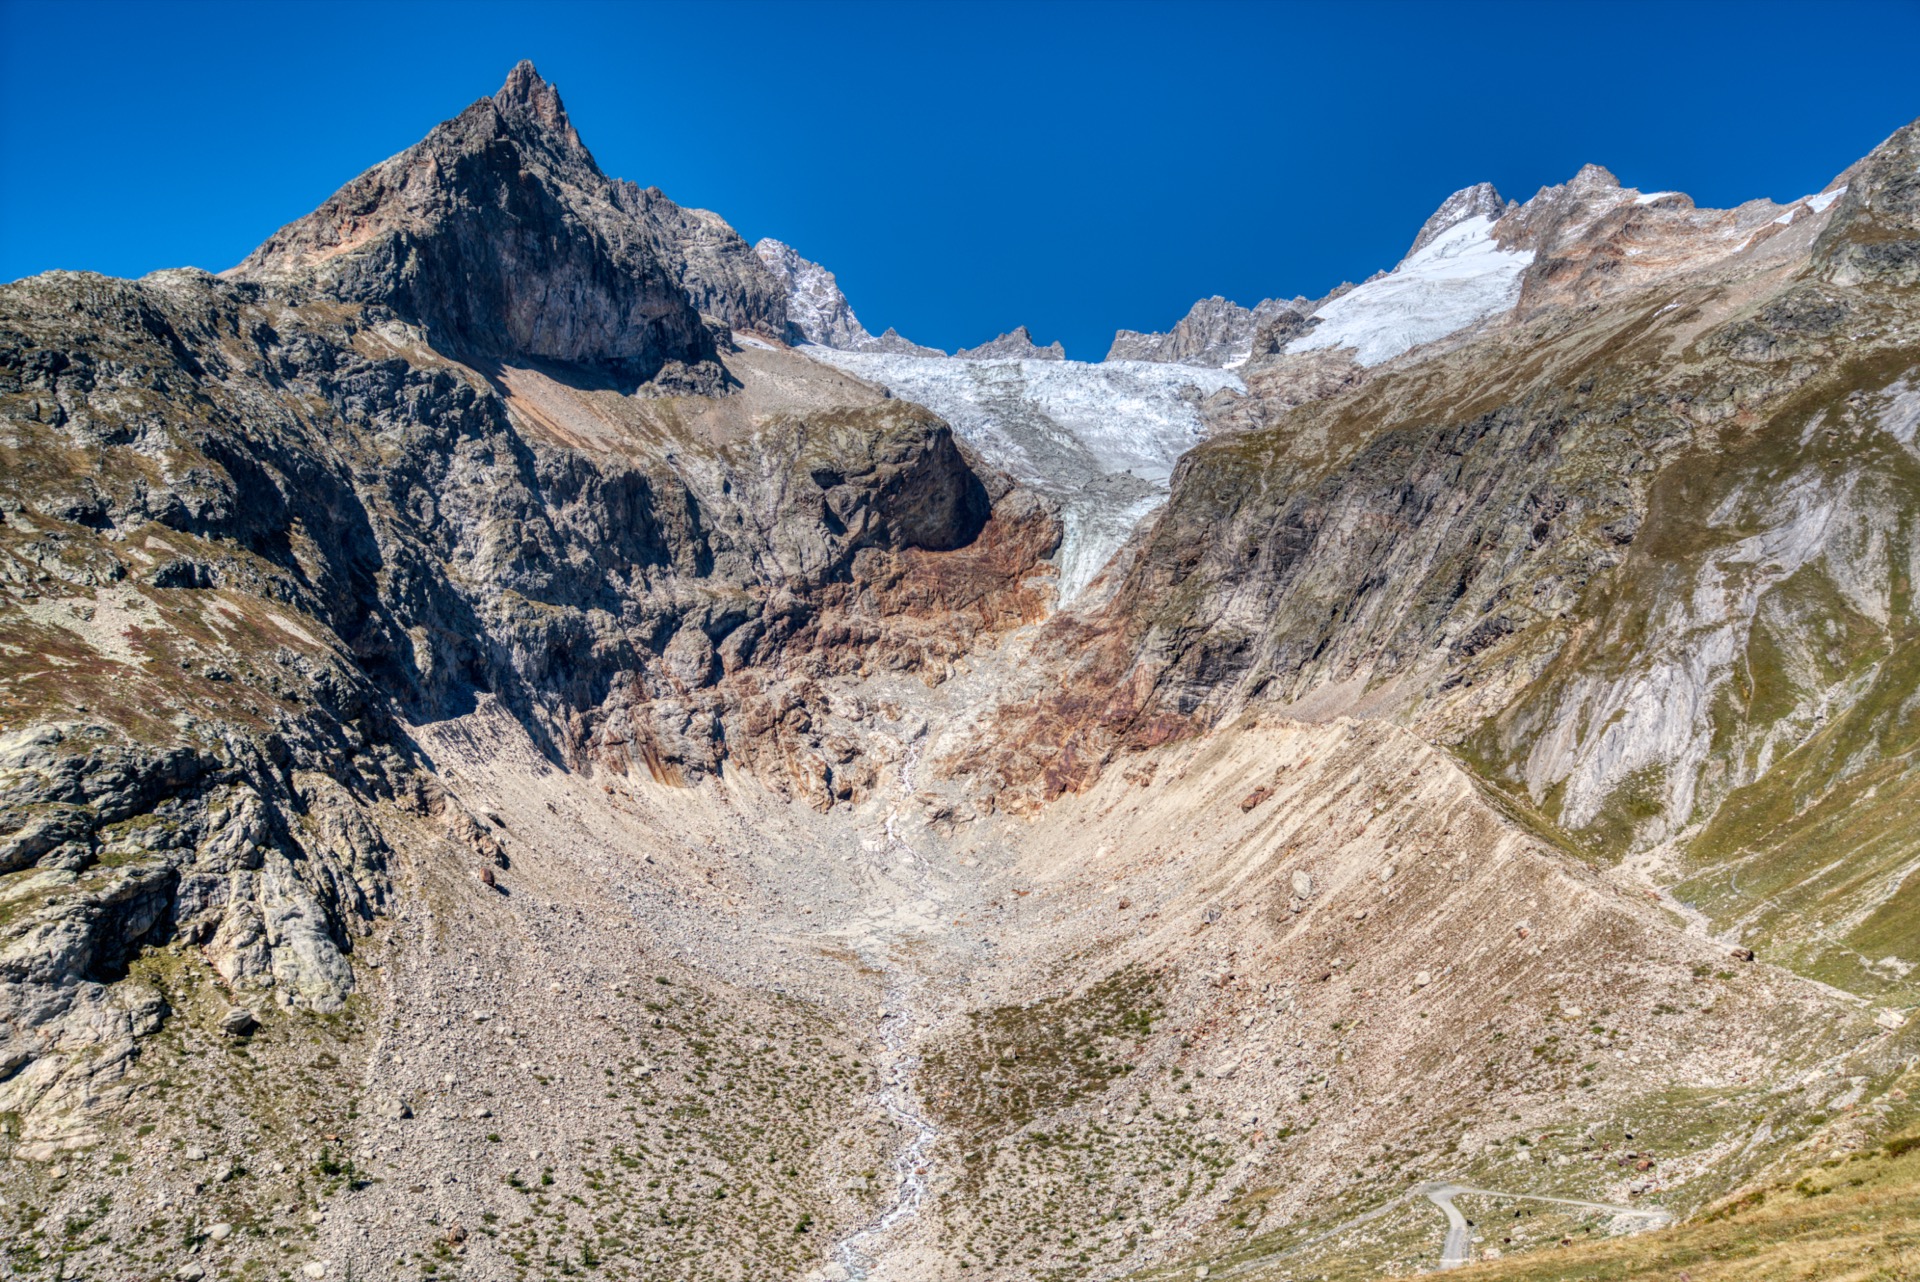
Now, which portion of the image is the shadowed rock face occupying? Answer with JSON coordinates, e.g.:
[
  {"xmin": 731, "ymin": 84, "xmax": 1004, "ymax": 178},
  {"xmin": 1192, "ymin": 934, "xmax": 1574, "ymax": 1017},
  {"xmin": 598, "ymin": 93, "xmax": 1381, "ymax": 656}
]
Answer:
[{"xmin": 229, "ymin": 62, "xmax": 783, "ymax": 381}]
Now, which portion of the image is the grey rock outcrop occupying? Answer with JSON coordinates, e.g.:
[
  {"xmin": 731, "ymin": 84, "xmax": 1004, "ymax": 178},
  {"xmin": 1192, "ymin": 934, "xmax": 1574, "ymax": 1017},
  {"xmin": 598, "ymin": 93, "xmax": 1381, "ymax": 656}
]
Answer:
[
  {"xmin": 1246, "ymin": 308, "xmax": 1320, "ymax": 356},
  {"xmin": 755, "ymin": 238, "xmax": 871, "ymax": 349},
  {"xmin": 1816, "ymin": 117, "xmax": 1920, "ymax": 286},
  {"xmin": 752, "ymin": 238, "xmax": 944, "ymax": 354},
  {"xmin": 864, "ymin": 326, "xmax": 945, "ymax": 356},
  {"xmin": 956, "ymin": 326, "xmax": 1065, "ymax": 361},
  {"xmin": 0, "ymin": 716, "xmax": 396, "ymax": 1144},
  {"xmin": 1108, "ymin": 296, "xmax": 1312, "ymax": 366},
  {"xmin": 638, "ymin": 193, "xmax": 788, "ymax": 336}
]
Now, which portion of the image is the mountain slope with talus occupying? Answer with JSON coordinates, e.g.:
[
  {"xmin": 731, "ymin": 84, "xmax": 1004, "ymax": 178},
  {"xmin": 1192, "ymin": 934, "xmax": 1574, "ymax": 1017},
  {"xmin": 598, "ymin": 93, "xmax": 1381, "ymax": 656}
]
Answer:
[
  {"xmin": 2, "ymin": 61, "xmax": 1918, "ymax": 1282},
  {"xmin": 975, "ymin": 128, "xmax": 1920, "ymax": 1043}
]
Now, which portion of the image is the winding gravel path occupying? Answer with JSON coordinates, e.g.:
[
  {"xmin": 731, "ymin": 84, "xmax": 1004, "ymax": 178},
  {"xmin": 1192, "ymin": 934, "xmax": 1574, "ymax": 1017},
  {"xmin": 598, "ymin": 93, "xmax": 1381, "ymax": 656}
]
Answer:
[
  {"xmin": 1419, "ymin": 1181, "xmax": 1672, "ymax": 1270},
  {"xmin": 1422, "ymin": 1184, "xmax": 1474, "ymax": 1269}
]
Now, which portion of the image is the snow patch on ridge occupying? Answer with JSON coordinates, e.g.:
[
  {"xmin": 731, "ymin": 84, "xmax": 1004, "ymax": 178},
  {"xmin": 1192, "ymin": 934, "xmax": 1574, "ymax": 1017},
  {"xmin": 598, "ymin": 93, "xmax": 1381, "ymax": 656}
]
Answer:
[
  {"xmin": 1287, "ymin": 214, "xmax": 1533, "ymax": 366},
  {"xmin": 1775, "ymin": 186, "xmax": 1849, "ymax": 225},
  {"xmin": 797, "ymin": 348, "xmax": 1242, "ymax": 602}
]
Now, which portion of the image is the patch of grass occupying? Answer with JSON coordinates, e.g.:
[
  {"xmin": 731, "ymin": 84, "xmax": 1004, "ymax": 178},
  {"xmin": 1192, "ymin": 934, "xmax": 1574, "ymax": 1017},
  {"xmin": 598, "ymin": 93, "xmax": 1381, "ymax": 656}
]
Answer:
[{"xmin": 920, "ymin": 966, "xmax": 1165, "ymax": 1139}]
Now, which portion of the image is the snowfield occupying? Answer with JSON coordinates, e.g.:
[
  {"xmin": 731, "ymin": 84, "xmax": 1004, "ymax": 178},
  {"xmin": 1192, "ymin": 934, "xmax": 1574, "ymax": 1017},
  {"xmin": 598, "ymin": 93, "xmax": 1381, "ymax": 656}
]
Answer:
[
  {"xmin": 1287, "ymin": 214, "xmax": 1533, "ymax": 366},
  {"xmin": 797, "ymin": 348, "xmax": 1242, "ymax": 602}
]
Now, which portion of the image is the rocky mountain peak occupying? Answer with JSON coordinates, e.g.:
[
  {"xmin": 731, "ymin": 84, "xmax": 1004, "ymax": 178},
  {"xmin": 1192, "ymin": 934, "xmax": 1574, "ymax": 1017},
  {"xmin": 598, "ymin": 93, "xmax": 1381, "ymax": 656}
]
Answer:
[
  {"xmin": 753, "ymin": 237, "xmax": 872, "ymax": 348},
  {"xmin": 226, "ymin": 62, "xmax": 809, "ymax": 380},
  {"xmin": 750, "ymin": 239, "xmax": 943, "ymax": 354},
  {"xmin": 864, "ymin": 326, "xmax": 946, "ymax": 357},
  {"xmin": 493, "ymin": 59, "xmax": 576, "ymax": 142},
  {"xmin": 956, "ymin": 325, "xmax": 1066, "ymax": 361},
  {"xmin": 1107, "ymin": 296, "xmax": 1310, "ymax": 367},
  {"xmin": 1404, "ymin": 181, "xmax": 1511, "ymax": 259},
  {"xmin": 1568, "ymin": 162, "xmax": 1622, "ymax": 192},
  {"xmin": 1494, "ymin": 162, "xmax": 1641, "ymax": 261}
]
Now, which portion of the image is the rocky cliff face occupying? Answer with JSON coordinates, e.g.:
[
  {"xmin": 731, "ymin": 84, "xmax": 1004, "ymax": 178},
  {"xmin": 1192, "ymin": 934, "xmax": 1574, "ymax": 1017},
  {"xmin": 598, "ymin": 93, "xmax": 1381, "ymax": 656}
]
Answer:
[
  {"xmin": 755, "ymin": 237, "xmax": 875, "ymax": 349},
  {"xmin": 1816, "ymin": 116, "xmax": 1920, "ymax": 286},
  {"xmin": 752, "ymin": 237, "xmax": 944, "ymax": 354},
  {"xmin": 636, "ymin": 190, "xmax": 790, "ymax": 336}
]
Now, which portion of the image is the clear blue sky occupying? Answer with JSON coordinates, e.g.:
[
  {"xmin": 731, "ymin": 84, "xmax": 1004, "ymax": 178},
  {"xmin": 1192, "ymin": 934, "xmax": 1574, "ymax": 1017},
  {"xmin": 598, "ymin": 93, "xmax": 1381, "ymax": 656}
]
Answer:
[{"xmin": 4, "ymin": 0, "xmax": 1917, "ymax": 359}]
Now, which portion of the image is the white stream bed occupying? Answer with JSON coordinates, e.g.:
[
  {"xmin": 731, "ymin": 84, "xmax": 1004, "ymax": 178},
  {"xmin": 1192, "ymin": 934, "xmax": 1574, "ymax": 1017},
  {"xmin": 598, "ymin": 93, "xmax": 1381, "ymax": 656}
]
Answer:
[
  {"xmin": 830, "ymin": 739, "xmax": 942, "ymax": 1280},
  {"xmin": 829, "ymin": 987, "xmax": 938, "ymax": 1280}
]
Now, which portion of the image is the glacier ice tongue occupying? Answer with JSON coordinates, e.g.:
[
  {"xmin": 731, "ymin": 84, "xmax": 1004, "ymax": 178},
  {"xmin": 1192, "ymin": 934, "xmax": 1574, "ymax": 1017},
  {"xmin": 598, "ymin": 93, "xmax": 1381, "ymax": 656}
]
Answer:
[{"xmin": 797, "ymin": 349, "xmax": 1242, "ymax": 602}]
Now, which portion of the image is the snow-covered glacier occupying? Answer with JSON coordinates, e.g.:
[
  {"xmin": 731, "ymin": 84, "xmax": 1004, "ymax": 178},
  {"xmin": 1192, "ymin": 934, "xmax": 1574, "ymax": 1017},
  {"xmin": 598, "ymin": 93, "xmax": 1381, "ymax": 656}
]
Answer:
[
  {"xmin": 798, "ymin": 349, "xmax": 1242, "ymax": 602},
  {"xmin": 1288, "ymin": 214, "xmax": 1532, "ymax": 365}
]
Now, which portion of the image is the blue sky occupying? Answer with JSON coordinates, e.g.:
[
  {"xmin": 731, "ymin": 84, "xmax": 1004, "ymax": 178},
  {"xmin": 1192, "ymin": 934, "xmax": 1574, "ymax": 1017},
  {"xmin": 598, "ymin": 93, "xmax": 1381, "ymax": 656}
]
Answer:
[{"xmin": 3, "ymin": 0, "xmax": 1917, "ymax": 359}]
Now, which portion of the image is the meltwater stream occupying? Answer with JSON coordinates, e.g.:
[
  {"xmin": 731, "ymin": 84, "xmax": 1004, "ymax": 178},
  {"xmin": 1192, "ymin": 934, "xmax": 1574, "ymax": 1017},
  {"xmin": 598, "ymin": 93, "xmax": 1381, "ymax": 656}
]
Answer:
[
  {"xmin": 830, "ymin": 982, "xmax": 940, "ymax": 1281},
  {"xmin": 830, "ymin": 737, "xmax": 942, "ymax": 1280}
]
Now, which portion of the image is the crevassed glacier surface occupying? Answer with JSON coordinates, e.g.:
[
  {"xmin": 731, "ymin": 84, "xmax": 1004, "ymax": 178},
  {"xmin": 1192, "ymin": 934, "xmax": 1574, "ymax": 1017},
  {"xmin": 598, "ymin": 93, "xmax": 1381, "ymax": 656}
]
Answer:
[
  {"xmin": 1288, "ymin": 214, "xmax": 1533, "ymax": 366},
  {"xmin": 798, "ymin": 349, "xmax": 1242, "ymax": 602}
]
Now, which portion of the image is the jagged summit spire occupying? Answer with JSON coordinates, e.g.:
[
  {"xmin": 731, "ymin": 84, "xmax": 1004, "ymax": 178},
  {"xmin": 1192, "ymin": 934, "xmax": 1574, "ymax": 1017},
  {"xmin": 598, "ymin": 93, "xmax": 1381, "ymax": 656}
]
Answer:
[
  {"xmin": 227, "ymin": 57, "xmax": 729, "ymax": 373},
  {"xmin": 491, "ymin": 59, "xmax": 582, "ymax": 151}
]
